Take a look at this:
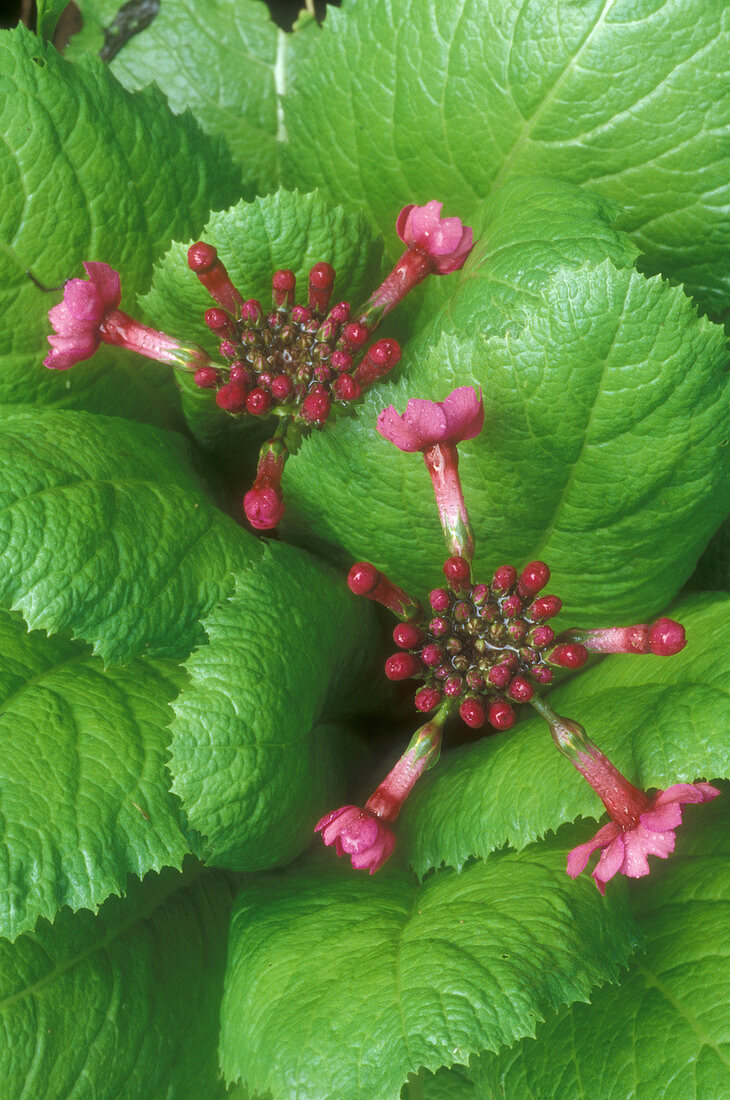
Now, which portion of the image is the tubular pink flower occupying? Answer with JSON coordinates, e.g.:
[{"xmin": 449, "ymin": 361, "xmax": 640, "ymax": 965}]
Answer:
[
  {"xmin": 243, "ymin": 437, "xmax": 288, "ymax": 531},
  {"xmin": 356, "ymin": 201, "xmax": 474, "ymax": 328},
  {"xmin": 531, "ymin": 698, "xmax": 720, "ymax": 894},
  {"xmin": 376, "ymin": 386, "xmax": 484, "ymax": 453},
  {"xmin": 563, "ymin": 617, "xmax": 686, "ymax": 656},
  {"xmin": 45, "ymin": 261, "xmax": 211, "ymax": 372},
  {"xmin": 315, "ymin": 806, "xmax": 396, "ymax": 873},
  {"xmin": 44, "ymin": 262, "xmax": 121, "ymax": 369},
  {"xmin": 396, "ymin": 201, "xmax": 474, "ymax": 274},
  {"xmin": 567, "ymin": 782, "xmax": 720, "ymax": 894},
  {"xmin": 316, "ymin": 710, "xmax": 447, "ymax": 873},
  {"xmin": 377, "ymin": 387, "xmax": 482, "ymax": 560}
]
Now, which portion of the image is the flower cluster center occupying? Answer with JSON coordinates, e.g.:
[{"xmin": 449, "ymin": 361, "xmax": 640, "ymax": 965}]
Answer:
[
  {"xmin": 187, "ymin": 247, "xmax": 399, "ymax": 425},
  {"xmin": 388, "ymin": 559, "xmax": 587, "ymax": 730}
]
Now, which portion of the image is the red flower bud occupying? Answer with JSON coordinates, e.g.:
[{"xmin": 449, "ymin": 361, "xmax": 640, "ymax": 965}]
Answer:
[
  {"xmin": 529, "ymin": 595, "xmax": 562, "ymax": 620},
  {"xmin": 384, "ymin": 653, "xmax": 421, "ymax": 681},
  {"xmin": 272, "ymin": 269, "xmax": 296, "ymax": 309},
  {"xmin": 429, "ymin": 588, "xmax": 451, "ymax": 612},
  {"xmin": 215, "ymin": 381, "xmax": 247, "ymax": 412},
  {"xmin": 393, "ymin": 622, "xmax": 423, "ymax": 649},
  {"xmin": 507, "ymin": 676, "xmax": 534, "ymax": 702},
  {"xmin": 492, "ymin": 565, "xmax": 517, "ymax": 593},
  {"xmin": 518, "ymin": 561, "xmax": 550, "ymax": 598},
  {"xmin": 246, "ymin": 388, "xmax": 272, "ymax": 416},
  {"xmin": 548, "ymin": 643, "xmax": 588, "ymax": 669},
  {"xmin": 648, "ymin": 618, "xmax": 686, "ymax": 656},
  {"xmin": 488, "ymin": 700, "xmax": 515, "ymax": 729},
  {"xmin": 270, "ymin": 374, "xmax": 294, "ymax": 401},
  {"xmin": 459, "ymin": 697, "xmax": 486, "ymax": 729},
  {"xmin": 193, "ymin": 366, "xmax": 218, "ymax": 389},
  {"xmin": 332, "ymin": 375, "xmax": 362, "ymax": 402},
  {"xmin": 443, "ymin": 555, "xmax": 471, "ymax": 590},
  {"xmin": 415, "ymin": 687, "xmax": 441, "ymax": 712}
]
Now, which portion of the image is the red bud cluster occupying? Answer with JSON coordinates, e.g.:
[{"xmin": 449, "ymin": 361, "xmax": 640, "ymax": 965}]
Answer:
[{"xmin": 187, "ymin": 243, "xmax": 401, "ymax": 426}]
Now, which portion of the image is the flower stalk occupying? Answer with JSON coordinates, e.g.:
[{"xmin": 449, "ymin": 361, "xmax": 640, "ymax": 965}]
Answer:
[{"xmin": 423, "ymin": 441, "xmax": 475, "ymax": 560}]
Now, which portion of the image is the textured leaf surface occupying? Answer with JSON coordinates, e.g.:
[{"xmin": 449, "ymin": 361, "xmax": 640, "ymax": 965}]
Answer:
[
  {"xmin": 401, "ymin": 594, "xmax": 730, "ymax": 876},
  {"xmin": 169, "ymin": 541, "xmax": 379, "ymax": 870},
  {"xmin": 0, "ymin": 864, "xmax": 235, "ymax": 1099},
  {"xmin": 284, "ymin": 0, "xmax": 730, "ymax": 312},
  {"xmin": 0, "ymin": 408, "xmax": 261, "ymax": 660},
  {"xmin": 284, "ymin": 180, "xmax": 730, "ymax": 622},
  {"xmin": 76, "ymin": 0, "xmax": 318, "ymax": 195},
  {"xmin": 0, "ymin": 26, "xmax": 240, "ymax": 423},
  {"xmin": 219, "ymin": 846, "xmax": 638, "ymax": 1100},
  {"xmin": 143, "ymin": 188, "xmax": 384, "ymax": 460},
  {"xmin": 0, "ymin": 608, "xmax": 193, "ymax": 939},
  {"xmin": 473, "ymin": 794, "xmax": 730, "ymax": 1098}
]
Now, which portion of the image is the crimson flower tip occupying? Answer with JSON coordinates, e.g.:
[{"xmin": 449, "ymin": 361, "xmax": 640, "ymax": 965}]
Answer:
[
  {"xmin": 243, "ymin": 486, "xmax": 285, "ymax": 530},
  {"xmin": 567, "ymin": 781, "xmax": 720, "ymax": 894},
  {"xmin": 648, "ymin": 617, "xmax": 686, "ymax": 656},
  {"xmin": 396, "ymin": 200, "xmax": 474, "ymax": 274},
  {"xmin": 44, "ymin": 261, "xmax": 122, "ymax": 370},
  {"xmin": 376, "ymin": 386, "xmax": 484, "ymax": 453},
  {"xmin": 315, "ymin": 805, "xmax": 396, "ymax": 873}
]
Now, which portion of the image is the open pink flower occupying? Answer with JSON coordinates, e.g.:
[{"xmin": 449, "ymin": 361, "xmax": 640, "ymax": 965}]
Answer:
[
  {"xmin": 356, "ymin": 201, "xmax": 474, "ymax": 328},
  {"xmin": 396, "ymin": 201, "xmax": 474, "ymax": 274},
  {"xmin": 315, "ymin": 805, "xmax": 396, "ymax": 873},
  {"xmin": 45, "ymin": 262, "xmax": 121, "ymax": 369},
  {"xmin": 534, "ymin": 702, "xmax": 721, "ymax": 895},
  {"xmin": 45, "ymin": 261, "xmax": 210, "ymax": 373},
  {"xmin": 568, "ymin": 782, "xmax": 720, "ymax": 894},
  {"xmin": 316, "ymin": 711, "xmax": 444, "ymax": 873},
  {"xmin": 376, "ymin": 386, "xmax": 484, "ymax": 453}
]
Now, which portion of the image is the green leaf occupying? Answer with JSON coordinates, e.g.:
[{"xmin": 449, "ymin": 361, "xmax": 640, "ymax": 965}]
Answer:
[
  {"xmin": 0, "ymin": 863, "xmax": 235, "ymax": 1099},
  {"xmin": 400, "ymin": 593, "xmax": 730, "ymax": 876},
  {"xmin": 473, "ymin": 793, "xmax": 730, "ymax": 1098},
  {"xmin": 0, "ymin": 608, "xmax": 194, "ymax": 939},
  {"xmin": 219, "ymin": 845, "xmax": 638, "ymax": 1099},
  {"xmin": 36, "ymin": 0, "xmax": 67, "ymax": 42},
  {"xmin": 401, "ymin": 1064, "xmax": 480, "ymax": 1100},
  {"xmin": 284, "ymin": 180, "xmax": 730, "ymax": 623},
  {"xmin": 75, "ymin": 0, "xmax": 319, "ymax": 196},
  {"xmin": 142, "ymin": 188, "xmax": 384, "ymax": 459},
  {"xmin": 0, "ymin": 26, "xmax": 241, "ymax": 424},
  {"xmin": 284, "ymin": 0, "xmax": 730, "ymax": 313},
  {"xmin": 169, "ymin": 541, "xmax": 380, "ymax": 871},
  {"xmin": 0, "ymin": 408, "xmax": 261, "ymax": 661}
]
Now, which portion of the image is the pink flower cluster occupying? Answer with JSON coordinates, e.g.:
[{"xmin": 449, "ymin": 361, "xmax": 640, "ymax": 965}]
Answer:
[
  {"xmin": 316, "ymin": 385, "xmax": 720, "ymax": 890},
  {"xmin": 44, "ymin": 201, "xmax": 474, "ymax": 536}
]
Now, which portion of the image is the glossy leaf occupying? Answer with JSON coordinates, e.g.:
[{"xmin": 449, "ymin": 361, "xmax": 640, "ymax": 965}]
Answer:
[
  {"xmin": 0, "ymin": 864, "xmax": 235, "ymax": 1099},
  {"xmin": 219, "ymin": 845, "xmax": 638, "ymax": 1099},
  {"xmin": 0, "ymin": 408, "xmax": 261, "ymax": 660},
  {"xmin": 75, "ymin": 0, "xmax": 319, "ymax": 195},
  {"xmin": 474, "ymin": 794, "xmax": 730, "ymax": 1098},
  {"xmin": 284, "ymin": 180, "xmax": 730, "ymax": 622},
  {"xmin": 284, "ymin": 0, "xmax": 730, "ymax": 313},
  {"xmin": 0, "ymin": 608, "xmax": 194, "ymax": 939},
  {"xmin": 0, "ymin": 26, "xmax": 240, "ymax": 424},
  {"xmin": 169, "ymin": 541, "xmax": 379, "ymax": 870}
]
